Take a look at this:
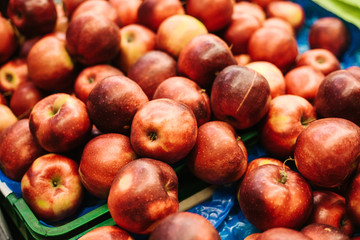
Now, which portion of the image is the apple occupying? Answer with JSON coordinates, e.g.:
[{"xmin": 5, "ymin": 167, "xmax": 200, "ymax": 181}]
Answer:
[
  {"xmin": 294, "ymin": 118, "xmax": 360, "ymax": 188},
  {"xmin": 78, "ymin": 225, "xmax": 134, "ymax": 240},
  {"xmin": 79, "ymin": 133, "xmax": 137, "ymax": 199},
  {"xmin": 0, "ymin": 58, "xmax": 28, "ymax": 93},
  {"xmin": 107, "ymin": 158, "xmax": 179, "ymax": 234},
  {"xmin": 186, "ymin": 120, "xmax": 248, "ymax": 185},
  {"xmin": 29, "ymin": 93, "xmax": 92, "ymax": 153},
  {"xmin": 7, "ymin": 0, "xmax": 57, "ymax": 37},
  {"xmin": 232, "ymin": 1, "xmax": 266, "ymax": 23},
  {"xmin": 0, "ymin": 119, "xmax": 45, "ymax": 181},
  {"xmin": 248, "ymin": 27, "xmax": 299, "ymax": 73},
  {"xmin": 0, "ymin": 104, "xmax": 17, "ymax": 135},
  {"xmin": 177, "ymin": 33, "xmax": 237, "ymax": 91},
  {"xmin": 21, "ymin": 153, "xmax": 84, "ymax": 222},
  {"xmin": 113, "ymin": 23, "xmax": 156, "ymax": 74},
  {"xmin": 301, "ymin": 223, "xmax": 350, "ymax": 240},
  {"xmin": 284, "ymin": 65, "xmax": 325, "ymax": 103},
  {"xmin": 308, "ymin": 17, "xmax": 350, "ymax": 57},
  {"xmin": 130, "ymin": 98, "xmax": 197, "ymax": 165},
  {"xmin": 246, "ymin": 61, "xmax": 286, "ymax": 99},
  {"xmin": 296, "ymin": 49, "xmax": 341, "ymax": 76},
  {"xmin": 137, "ymin": 0, "xmax": 185, "ymax": 32},
  {"xmin": 152, "ymin": 76, "xmax": 211, "ymax": 126},
  {"xmin": 86, "ymin": 75, "xmax": 149, "ymax": 134},
  {"xmin": 314, "ymin": 70, "xmax": 360, "ymax": 126},
  {"xmin": 0, "ymin": 15, "xmax": 18, "ymax": 64},
  {"xmin": 0, "ymin": 94, "xmax": 7, "ymax": 105},
  {"xmin": 155, "ymin": 14, "xmax": 208, "ymax": 58},
  {"xmin": 109, "ymin": 0, "xmax": 141, "ymax": 26},
  {"xmin": 127, "ymin": 50, "xmax": 177, "ymax": 99},
  {"xmin": 18, "ymin": 36, "xmax": 41, "ymax": 59},
  {"xmin": 149, "ymin": 212, "xmax": 221, "ymax": 240},
  {"xmin": 210, "ymin": 65, "xmax": 271, "ymax": 130},
  {"xmin": 74, "ymin": 64, "xmax": 124, "ymax": 103},
  {"xmin": 347, "ymin": 66, "xmax": 360, "ymax": 79},
  {"xmin": 244, "ymin": 233, "xmax": 262, "ymax": 240},
  {"xmin": 234, "ymin": 54, "xmax": 251, "ymax": 66},
  {"xmin": 244, "ymin": 157, "xmax": 288, "ymax": 178},
  {"xmin": 66, "ymin": 14, "xmax": 120, "ymax": 66},
  {"xmin": 346, "ymin": 172, "xmax": 360, "ymax": 227},
  {"xmin": 263, "ymin": 17, "xmax": 295, "ymax": 36},
  {"xmin": 238, "ymin": 164, "xmax": 313, "ymax": 231},
  {"xmin": 256, "ymin": 227, "xmax": 312, "ymax": 240},
  {"xmin": 249, "ymin": 0, "xmax": 279, "ymax": 9},
  {"xmin": 186, "ymin": 0, "xmax": 234, "ymax": 32},
  {"xmin": 266, "ymin": 1, "xmax": 305, "ymax": 31},
  {"xmin": 61, "ymin": 0, "xmax": 86, "ymax": 18},
  {"xmin": 27, "ymin": 33, "xmax": 78, "ymax": 92}
]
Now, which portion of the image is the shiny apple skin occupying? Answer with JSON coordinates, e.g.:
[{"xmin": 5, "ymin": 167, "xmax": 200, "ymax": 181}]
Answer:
[{"xmin": 301, "ymin": 223, "xmax": 350, "ymax": 240}]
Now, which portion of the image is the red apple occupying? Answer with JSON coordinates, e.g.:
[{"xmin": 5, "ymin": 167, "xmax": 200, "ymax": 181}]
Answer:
[
  {"xmin": 61, "ymin": 0, "xmax": 86, "ymax": 18},
  {"xmin": 263, "ymin": 17, "xmax": 295, "ymax": 36},
  {"xmin": 347, "ymin": 66, "xmax": 360, "ymax": 79},
  {"xmin": 29, "ymin": 93, "xmax": 92, "ymax": 153},
  {"xmin": 244, "ymin": 157, "xmax": 288, "ymax": 177},
  {"xmin": 266, "ymin": 1, "xmax": 305, "ymax": 31},
  {"xmin": 249, "ymin": 0, "xmax": 278, "ymax": 9},
  {"xmin": 232, "ymin": 1, "xmax": 266, "ymax": 23},
  {"xmin": 86, "ymin": 75, "xmax": 149, "ymax": 134},
  {"xmin": 294, "ymin": 118, "xmax": 360, "ymax": 188},
  {"xmin": 256, "ymin": 227, "xmax": 312, "ymax": 240},
  {"xmin": 210, "ymin": 65, "xmax": 271, "ymax": 130},
  {"xmin": 301, "ymin": 223, "xmax": 350, "ymax": 240},
  {"xmin": 18, "ymin": 36, "xmax": 41, "ymax": 59},
  {"xmin": 127, "ymin": 50, "xmax": 177, "ymax": 99},
  {"xmin": 244, "ymin": 233, "xmax": 262, "ymax": 240},
  {"xmin": 0, "ymin": 104, "xmax": 17, "ymax": 135},
  {"xmin": 78, "ymin": 226, "xmax": 134, "ymax": 240},
  {"xmin": 149, "ymin": 212, "xmax": 221, "ymax": 240},
  {"xmin": 346, "ymin": 172, "xmax": 360, "ymax": 227},
  {"xmin": 79, "ymin": 133, "xmax": 137, "ymax": 199},
  {"xmin": 238, "ymin": 164, "xmax": 313, "ymax": 231},
  {"xmin": 109, "ymin": 0, "xmax": 141, "ymax": 26},
  {"xmin": 152, "ymin": 76, "xmax": 211, "ymax": 126},
  {"xmin": 21, "ymin": 153, "xmax": 84, "ymax": 222},
  {"xmin": 234, "ymin": 54, "xmax": 251, "ymax": 66},
  {"xmin": 107, "ymin": 158, "xmax": 179, "ymax": 234},
  {"xmin": 0, "ymin": 94, "xmax": 7, "ymax": 105},
  {"xmin": 186, "ymin": 120, "xmax": 248, "ymax": 185},
  {"xmin": 0, "ymin": 58, "xmax": 28, "ymax": 93},
  {"xmin": 0, "ymin": 15, "xmax": 18, "ymax": 64}
]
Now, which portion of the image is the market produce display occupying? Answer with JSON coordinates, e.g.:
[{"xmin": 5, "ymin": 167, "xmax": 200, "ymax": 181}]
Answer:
[{"xmin": 0, "ymin": 0, "xmax": 360, "ymax": 239}]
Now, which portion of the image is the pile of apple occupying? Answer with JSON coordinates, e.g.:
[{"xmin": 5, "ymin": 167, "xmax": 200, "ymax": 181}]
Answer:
[{"xmin": 0, "ymin": 0, "xmax": 360, "ymax": 239}]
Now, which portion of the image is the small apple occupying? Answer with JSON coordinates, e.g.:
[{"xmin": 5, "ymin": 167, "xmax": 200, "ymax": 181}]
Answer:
[
  {"xmin": 232, "ymin": 1, "xmax": 266, "ymax": 23},
  {"xmin": 263, "ymin": 17, "xmax": 295, "ymax": 36},
  {"xmin": 301, "ymin": 223, "xmax": 350, "ymax": 240},
  {"xmin": 109, "ymin": 0, "xmax": 141, "ymax": 26},
  {"xmin": 21, "ymin": 153, "xmax": 84, "ymax": 222},
  {"xmin": 0, "ymin": 58, "xmax": 28, "ymax": 93},
  {"xmin": 256, "ymin": 227, "xmax": 312, "ymax": 240},
  {"xmin": 0, "ymin": 15, "xmax": 18, "ymax": 64},
  {"xmin": 78, "ymin": 226, "xmax": 134, "ymax": 240},
  {"xmin": 266, "ymin": 1, "xmax": 305, "ymax": 31},
  {"xmin": 0, "ymin": 104, "xmax": 17, "ymax": 135},
  {"xmin": 346, "ymin": 172, "xmax": 360, "ymax": 227},
  {"xmin": 107, "ymin": 158, "xmax": 179, "ymax": 234}
]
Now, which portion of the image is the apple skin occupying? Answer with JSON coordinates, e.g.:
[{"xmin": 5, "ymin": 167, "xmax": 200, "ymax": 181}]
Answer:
[
  {"xmin": 0, "ymin": 119, "xmax": 45, "ymax": 181},
  {"xmin": 149, "ymin": 212, "xmax": 221, "ymax": 240},
  {"xmin": 0, "ymin": 104, "xmax": 17, "ymax": 135},
  {"xmin": 74, "ymin": 64, "xmax": 124, "ymax": 103},
  {"xmin": 0, "ymin": 58, "xmax": 28, "ymax": 93},
  {"xmin": 79, "ymin": 133, "xmax": 137, "ymax": 199},
  {"xmin": 130, "ymin": 98, "xmax": 197, "ymax": 165},
  {"xmin": 210, "ymin": 65, "xmax": 271, "ymax": 130},
  {"xmin": 86, "ymin": 75, "xmax": 149, "ymax": 134},
  {"xmin": 238, "ymin": 164, "xmax": 313, "ymax": 231},
  {"xmin": 294, "ymin": 118, "xmax": 360, "ymax": 188},
  {"xmin": 66, "ymin": 14, "xmax": 120, "ymax": 66},
  {"xmin": 61, "ymin": 0, "xmax": 86, "ymax": 18},
  {"xmin": 29, "ymin": 93, "xmax": 92, "ymax": 153},
  {"xmin": 234, "ymin": 54, "xmax": 251, "ymax": 66},
  {"xmin": 232, "ymin": 1, "xmax": 266, "ymax": 23},
  {"xmin": 244, "ymin": 233, "xmax": 262, "ymax": 240},
  {"xmin": 7, "ymin": 0, "xmax": 57, "ymax": 37},
  {"xmin": 263, "ymin": 17, "xmax": 295, "ymax": 36},
  {"xmin": 347, "ymin": 66, "xmax": 360, "ymax": 80},
  {"xmin": 301, "ymin": 223, "xmax": 350, "ymax": 240},
  {"xmin": 107, "ymin": 158, "xmax": 179, "ymax": 234},
  {"xmin": 249, "ymin": 0, "xmax": 279, "ymax": 9},
  {"xmin": 0, "ymin": 16, "xmax": 18, "ymax": 64},
  {"xmin": 152, "ymin": 76, "xmax": 211, "ymax": 126},
  {"xmin": 244, "ymin": 157, "xmax": 287, "ymax": 177},
  {"xmin": 256, "ymin": 227, "xmax": 312, "ymax": 240},
  {"xmin": 177, "ymin": 33, "xmax": 237, "ymax": 91},
  {"xmin": 186, "ymin": 120, "xmax": 248, "ymax": 185},
  {"xmin": 266, "ymin": 1, "xmax": 305, "ymax": 31},
  {"xmin": 21, "ymin": 153, "xmax": 84, "ymax": 222},
  {"xmin": 308, "ymin": 17, "xmax": 350, "ymax": 58},
  {"xmin": 307, "ymin": 190, "xmax": 355, "ymax": 236},
  {"xmin": 314, "ymin": 70, "xmax": 360, "ymax": 126},
  {"xmin": 78, "ymin": 225, "xmax": 134, "ymax": 240},
  {"xmin": 0, "ymin": 94, "xmax": 7, "ymax": 105},
  {"xmin": 127, "ymin": 50, "xmax": 177, "ymax": 100},
  {"xmin": 18, "ymin": 36, "xmax": 41, "ymax": 59},
  {"xmin": 346, "ymin": 172, "xmax": 360, "ymax": 227},
  {"xmin": 109, "ymin": 0, "xmax": 141, "ymax": 27}
]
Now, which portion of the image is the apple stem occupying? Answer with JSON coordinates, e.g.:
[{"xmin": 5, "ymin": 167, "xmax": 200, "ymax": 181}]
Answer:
[
  {"xmin": 301, "ymin": 117, "xmax": 316, "ymax": 127},
  {"xmin": 148, "ymin": 132, "xmax": 158, "ymax": 141},
  {"xmin": 200, "ymin": 89, "xmax": 206, "ymax": 93},
  {"xmin": 5, "ymin": 73, "xmax": 13, "ymax": 83},
  {"xmin": 88, "ymin": 76, "xmax": 95, "ymax": 84},
  {"xmin": 278, "ymin": 157, "xmax": 294, "ymax": 184}
]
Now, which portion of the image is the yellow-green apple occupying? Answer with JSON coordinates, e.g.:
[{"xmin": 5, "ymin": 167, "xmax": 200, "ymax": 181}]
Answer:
[
  {"xmin": 186, "ymin": 120, "xmax": 247, "ymax": 185},
  {"xmin": 149, "ymin": 212, "xmax": 221, "ymax": 240},
  {"xmin": 186, "ymin": 0, "xmax": 234, "ymax": 32},
  {"xmin": 137, "ymin": 0, "xmax": 185, "ymax": 32},
  {"xmin": 86, "ymin": 75, "xmax": 149, "ymax": 134},
  {"xmin": 301, "ymin": 223, "xmax": 350, "ymax": 240},
  {"xmin": 0, "ymin": 104, "xmax": 17, "ymax": 135},
  {"xmin": 294, "ymin": 118, "xmax": 360, "ymax": 188},
  {"xmin": 307, "ymin": 190, "xmax": 355, "ymax": 236},
  {"xmin": 0, "ymin": 119, "xmax": 45, "ymax": 181},
  {"xmin": 177, "ymin": 33, "xmax": 237, "ymax": 90},
  {"xmin": 232, "ymin": 1, "xmax": 266, "ymax": 23},
  {"xmin": 0, "ymin": 58, "xmax": 28, "ymax": 93},
  {"xmin": 263, "ymin": 17, "xmax": 295, "ymax": 36},
  {"xmin": 130, "ymin": 98, "xmax": 197, "ymax": 164},
  {"xmin": 74, "ymin": 64, "xmax": 124, "ymax": 103},
  {"xmin": 246, "ymin": 61, "xmax": 286, "ymax": 99},
  {"xmin": 109, "ymin": 0, "xmax": 141, "ymax": 26},
  {"xmin": 7, "ymin": 0, "xmax": 57, "ymax": 37},
  {"xmin": 284, "ymin": 65, "xmax": 325, "ymax": 103},
  {"xmin": 113, "ymin": 23, "xmax": 156, "ymax": 74},
  {"xmin": 238, "ymin": 164, "xmax": 313, "ymax": 231},
  {"xmin": 21, "ymin": 153, "xmax": 84, "ymax": 222},
  {"xmin": 29, "ymin": 93, "xmax": 92, "ymax": 153},
  {"xmin": 107, "ymin": 158, "xmax": 179, "ymax": 234},
  {"xmin": 155, "ymin": 14, "xmax": 208, "ymax": 58},
  {"xmin": 346, "ymin": 172, "xmax": 360, "ymax": 227},
  {"xmin": 308, "ymin": 17, "xmax": 350, "ymax": 58},
  {"xmin": 127, "ymin": 50, "xmax": 177, "ymax": 99},
  {"xmin": 314, "ymin": 70, "xmax": 360, "ymax": 126},
  {"xmin": 66, "ymin": 14, "xmax": 120, "ymax": 66},
  {"xmin": 79, "ymin": 133, "xmax": 137, "ymax": 199},
  {"xmin": 296, "ymin": 49, "xmax": 341, "ymax": 76},
  {"xmin": 248, "ymin": 27, "xmax": 298, "ymax": 72},
  {"xmin": 0, "ymin": 16, "xmax": 18, "ymax": 64},
  {"xmin": 210, "ymin": 65, "xmax": 271, "ymax": 130},
  {"xmin": 61, "ymin": 0, "xmax": 86, "ymax": 18},
  {"xmin": 256, "ymin": 227, "xmax": 312, "ymax": 240},
  {"xmin": 152, "ymin": 76, "xmax": 211, "ymax": 126},
  {"xmin": 260, "ymin": 94, "xmax": 317, "ymax": 158},
  {"xmin": 78, "ymin": 226, "xmax": 134, "ymax": 240},
  {"xmin": 27, "ymin": 33, "xmax": 78, "ymax": 92}
]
